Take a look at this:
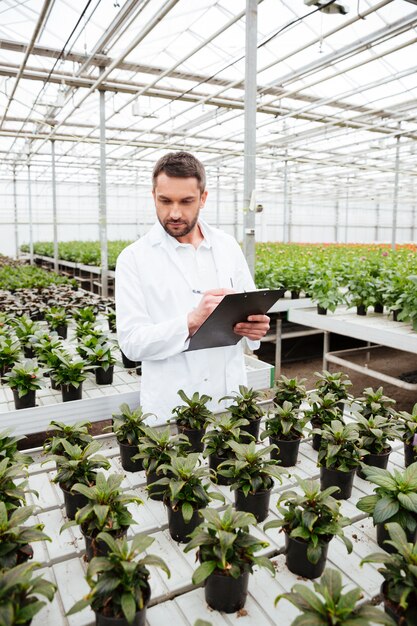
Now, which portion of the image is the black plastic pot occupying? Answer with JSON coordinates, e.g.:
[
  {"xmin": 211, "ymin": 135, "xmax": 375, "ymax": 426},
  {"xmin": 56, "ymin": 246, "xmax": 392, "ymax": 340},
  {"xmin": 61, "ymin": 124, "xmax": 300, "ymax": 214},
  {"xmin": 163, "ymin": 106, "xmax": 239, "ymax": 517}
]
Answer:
[
  {"xmin": 240, "ymin": 417, "xmax": 262, "ymax": 442},
  {"xmin": 270, "ymin": 435, "xmax": 300, "ymax": 467},
  {"xmin": 376, "ymin": 522, "xmax": 417, "ymax": 554},
  {"xmin": 392, "ymin": 309, "xmax": 401, "ymax": 322},
  {"xmin": 95, "ymin": 366, "xmax": 114, "ymax": 385},
  {"xmin": 404, "ymin": 441, "xmax": 417, "ymax": 467},
  {"xmin": 61, "ymin": 383, "xmax": 82, "ymax": 402},
  {"xmin": 108, "ymin": 319, "xmax": 117, "ymax": 333},
  {"xmin": 146, "ymin": 469, "xmax": 164, "ymax": 501},
  {"xmin": 285, "ymin": 532, "xmax": 329, "ymax": 579},
  {"xmin": 121, "ymin": 351, "xmax": 137, "ymax": 369},
  {"xmin": 356, "ymin": 305, "xmax": 367, "ymax": 316},
  {"xmin": 136, "ymin": 362, "xmax": 142, "ymax": 375},
  {"xmin": 357, "ymin": 447, "xmax": 391, "ymax": 480},
  {"xmin": 235, "ymin": 487, "xmax": 271, "ymax": 522},
  {"xmin": 83, "ymin": 527, "xmax": 127, "ymax": 562},
  {"xmin": 209, "ymin": 453, "xmax": 233, "ymax": 485},
  {"xmin": 61, "ymin": 485, "xmax": 88, "ymax": 520},
  {"xmin": 374, "ymin": 302, "xmax": 384, "ymax": 313},
  {"xmin": 317, "ymin": 305, "xmax": 327, "ymax": 315},
  {"xmin": 119, "ymin": 441, "xmax": 143, "ymax": 472},
  {"xmin": 12, "ymin": 389, "xmax": 36, "ymax": 410},
  {"xmin": 176, "ymin": 424, "xmax": 205, "ymax": 453},
  {"xmin": 205, "ymin": 570, "xmax": 249, "ymax": 613},
  {"xmin": 55, "ymin": 324, "xmax": 68, "ymax": 339},
  {"xmin": 50, "ymin": 376, "xmax": 60, "ymax": 390},
  {"xmin": 381, "ymin": 582, "xmax": 407, "ymax": 625},
  {"xmin": 23, "ymin": 346, "xmax": 35, "ymax": 359},
  {"xmin": 320, "ymin": 466, "xmax": 355, "ymax": 500},
  {"xmin": 291, "ymin": 291, "xmax": 300, "ymax": 300},
  {"xmin": 95, "ymin": 608, "xmax": 147, "ymax": 626},
  {"xmin": 166, "ymin": 504, "xmax": 203, "ymax": 543}
]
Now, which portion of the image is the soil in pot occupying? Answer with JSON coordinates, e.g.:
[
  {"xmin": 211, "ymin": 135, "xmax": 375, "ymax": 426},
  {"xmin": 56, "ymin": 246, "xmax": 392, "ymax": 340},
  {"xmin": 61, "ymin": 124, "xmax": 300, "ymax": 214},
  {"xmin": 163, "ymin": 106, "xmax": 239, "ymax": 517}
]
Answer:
[
  {"xmin": 61, "ymin": 383, "xmax": 83, "ymax": 402},
  {"xmin": 119, "ymin": 441, "xmax": 143, "ymax": 472},
  {"xmin": 205, "ymin": 569, "xmax": 249, "ymax": 613},
  {"xmin": 176, "ymin": 424, "xmax": 205, "ymax": 453},
  {"xmin": 235, "ymin": 487, "xmax": 271, "ymax": 523},
  {"xmin": 55, "ymin": 324, "xmax": 68, "ymax": 339},
  {"xmin": 320, "ymin": 466, "xmax": 355, "ymax": 500},
  {"xmin": 270, "ymin": 435, "xmax": 300, "ymax": 467},
  {"xmin": 285, "ymin": 533, "xmax": 330, "ymax": 579},
  {"xmin": 404, "ymin": 441, "xmax": 417, "ymax": 468},
  {"xmin": 61, "ymin": 485, "xmax": 88, "ymax": 520},
  {"xmin": 357, "ymin": 447, "xmax": 391, "ymax": 480},
  {"xmin": 166, "ymin": 504, "xmax": 203, "ymax": 543},
  {"xmin": 240, "ymin": 417, "xmax": 262, "ymax": 442},
  {"xmin": 121, "ymin": 351, "xmax": 137, "ymax": 369},
  {"xmin": 12, "ymin": 389, "xmax": 36, "ymax": 410},
  {"xmin": 83, "ymin": 527, "xmax": 128, "ymax": 562},
  {"xmin": 146, "ymin": 469, "xmax": 164, "ymax": 501},
  {"xmin": 209, "ymin": 453, "xmax": 233, "ymax": 485},
  {"xmin": 95, "ymin": 366, "xmax": 114, "ymax": 385},
  {"xmin": 317, "ymin": 305, "xmax": 327, "ymax": 315},
  {"xmin": 376, "ymin": 522, "xmax": 417, "ymax": 554}
]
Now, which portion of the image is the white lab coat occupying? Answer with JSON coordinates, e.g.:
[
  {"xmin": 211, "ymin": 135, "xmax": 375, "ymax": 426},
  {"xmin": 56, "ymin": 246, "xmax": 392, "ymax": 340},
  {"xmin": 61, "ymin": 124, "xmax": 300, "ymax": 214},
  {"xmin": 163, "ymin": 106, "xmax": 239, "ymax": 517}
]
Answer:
[{"xmin": 115, "ymin": 219, "xmax": 258, "ymax": 423}]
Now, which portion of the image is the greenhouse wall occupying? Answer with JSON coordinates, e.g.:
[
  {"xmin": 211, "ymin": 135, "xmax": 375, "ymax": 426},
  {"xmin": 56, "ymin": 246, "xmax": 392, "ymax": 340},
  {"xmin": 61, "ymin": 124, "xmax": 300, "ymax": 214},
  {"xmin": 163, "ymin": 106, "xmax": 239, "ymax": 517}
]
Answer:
[{"xmin": 1, "ymin": 178, "xmax": 416, "ymax": 258}]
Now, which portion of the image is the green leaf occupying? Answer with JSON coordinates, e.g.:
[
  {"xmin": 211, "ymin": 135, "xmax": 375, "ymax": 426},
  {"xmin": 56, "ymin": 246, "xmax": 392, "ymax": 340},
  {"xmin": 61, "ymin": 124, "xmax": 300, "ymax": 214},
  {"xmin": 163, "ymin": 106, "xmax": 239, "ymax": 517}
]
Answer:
[
  {"xmin": 398, "ymin": 492, "xmax": 417, "ymax": 513},
  {"xmin": 307, "ymin": 542, "xmax": 323, "ymax": 565},
  {"xmin": 291, "ymin": 584, "xmax": 326, "ymax": 613},
  {"xmin": 121, "ymin": 593, "xmax": 136, "ymax": 625},
  {"xmin": 373, "ymin": 497, "xmax": 399, "ymax": 524},
  {"xmin": 192, "ymin": 560, "xmax": 217, "ymax": 585},
  {"xmin": 252, "ymin": 555, "xmax": 275, "ymax": 576},
  {"xmin": 321, "ymin": 568, "xmax": 342, "ymax": 603},
  {"xmin": 291, "ymin": 616, "xmax": 326, "ymax": 626},
  {"xmin": 140, "ymin": 555, "xmax": 171, "ymax": 578},
  {"xmin": 182, "ymin": 501, "xmax": 194, "ymax": 523},
  {"xmin": 66, "ymin": 598, "xmax": 91, "ymax": 615}
]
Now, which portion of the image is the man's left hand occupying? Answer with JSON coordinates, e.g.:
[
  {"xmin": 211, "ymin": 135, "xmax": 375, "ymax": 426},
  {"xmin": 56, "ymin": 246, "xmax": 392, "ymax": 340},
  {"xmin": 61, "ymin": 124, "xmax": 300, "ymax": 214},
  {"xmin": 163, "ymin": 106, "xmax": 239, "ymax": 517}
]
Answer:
[{"xmin": 234, "ymin": 314, "xmax": 270, "ymax": 341}]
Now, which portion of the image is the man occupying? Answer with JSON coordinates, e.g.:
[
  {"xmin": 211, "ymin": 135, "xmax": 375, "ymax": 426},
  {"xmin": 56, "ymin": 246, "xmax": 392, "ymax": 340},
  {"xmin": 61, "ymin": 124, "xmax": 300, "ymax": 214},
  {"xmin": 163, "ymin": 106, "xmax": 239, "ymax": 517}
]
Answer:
[{"xmin": 115, "ymin": 151, "xmax": 270, "ymax": 423}]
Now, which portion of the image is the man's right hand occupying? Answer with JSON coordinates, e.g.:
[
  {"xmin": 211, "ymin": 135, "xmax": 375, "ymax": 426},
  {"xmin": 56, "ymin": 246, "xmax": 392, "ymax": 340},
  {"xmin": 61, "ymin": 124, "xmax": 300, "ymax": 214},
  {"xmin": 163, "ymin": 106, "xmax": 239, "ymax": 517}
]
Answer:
[{"xmin": 187, "ymin": 288, "xmax": 234, "ymax": 337}]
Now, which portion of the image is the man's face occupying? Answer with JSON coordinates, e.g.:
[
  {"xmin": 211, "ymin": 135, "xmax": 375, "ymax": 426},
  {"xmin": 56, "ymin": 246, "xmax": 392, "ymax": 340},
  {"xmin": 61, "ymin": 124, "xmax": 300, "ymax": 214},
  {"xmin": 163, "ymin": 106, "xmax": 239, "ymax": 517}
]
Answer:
[{"xmin": 153, "ymin": 173, "xmax": 208, "ymax": 241}]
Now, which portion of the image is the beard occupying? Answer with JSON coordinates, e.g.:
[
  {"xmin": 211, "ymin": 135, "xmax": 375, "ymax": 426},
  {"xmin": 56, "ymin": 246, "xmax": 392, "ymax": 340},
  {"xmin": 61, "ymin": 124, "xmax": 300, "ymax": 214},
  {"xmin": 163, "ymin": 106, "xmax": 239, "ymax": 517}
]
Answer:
[{"xmin": 160, "ymin": 213, "xmax": 199, "ymax": 239}]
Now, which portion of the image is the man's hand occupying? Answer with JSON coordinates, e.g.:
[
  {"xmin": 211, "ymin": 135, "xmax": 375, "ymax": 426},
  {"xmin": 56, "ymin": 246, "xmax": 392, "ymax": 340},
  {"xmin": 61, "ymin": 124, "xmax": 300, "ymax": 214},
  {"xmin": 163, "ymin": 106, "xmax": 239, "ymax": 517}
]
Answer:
[
  {"xmin": 188, "ymin": 288, "xmax": 234, "ymax": 337},
  {"xmin": 234, "ymin": 314, "xmax": 270, "ymax": 341}
]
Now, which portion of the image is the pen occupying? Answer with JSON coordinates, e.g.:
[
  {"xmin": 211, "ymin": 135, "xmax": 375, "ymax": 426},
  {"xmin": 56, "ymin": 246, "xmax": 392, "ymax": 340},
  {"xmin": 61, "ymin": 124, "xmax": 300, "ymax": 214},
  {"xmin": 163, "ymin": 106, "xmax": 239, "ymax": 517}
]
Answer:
[{"xmin": 192, "ymin": 289, "xmax": 203, "ymax": 294}]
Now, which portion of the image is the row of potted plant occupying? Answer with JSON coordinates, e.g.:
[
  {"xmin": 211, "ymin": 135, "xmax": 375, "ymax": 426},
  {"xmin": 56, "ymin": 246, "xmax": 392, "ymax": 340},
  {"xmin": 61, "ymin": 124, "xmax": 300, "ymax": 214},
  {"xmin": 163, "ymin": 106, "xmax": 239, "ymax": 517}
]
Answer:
[
  {"xmin": 0, "ymin": 428, "xmax": 57, "ymax": 623},
  {"xmin": 21, "ymin": 240, "xmax": 131, "ymax": 271}
]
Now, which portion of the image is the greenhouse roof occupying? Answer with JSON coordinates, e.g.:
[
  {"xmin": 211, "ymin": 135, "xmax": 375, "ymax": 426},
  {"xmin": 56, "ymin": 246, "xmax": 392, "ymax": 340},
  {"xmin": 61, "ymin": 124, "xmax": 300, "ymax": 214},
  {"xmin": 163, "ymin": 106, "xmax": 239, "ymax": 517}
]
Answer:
[{"xmin": 1, "ymin": 0, "xmax": 417, "ymax": 197}]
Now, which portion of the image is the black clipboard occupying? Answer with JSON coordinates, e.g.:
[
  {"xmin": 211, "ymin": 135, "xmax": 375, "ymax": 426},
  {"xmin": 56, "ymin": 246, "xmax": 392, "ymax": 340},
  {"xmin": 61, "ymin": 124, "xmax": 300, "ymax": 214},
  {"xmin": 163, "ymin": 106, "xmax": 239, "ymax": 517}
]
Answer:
[{"xmin": 186, "ymin": 288, "xmax": 285, "ymax": 352}]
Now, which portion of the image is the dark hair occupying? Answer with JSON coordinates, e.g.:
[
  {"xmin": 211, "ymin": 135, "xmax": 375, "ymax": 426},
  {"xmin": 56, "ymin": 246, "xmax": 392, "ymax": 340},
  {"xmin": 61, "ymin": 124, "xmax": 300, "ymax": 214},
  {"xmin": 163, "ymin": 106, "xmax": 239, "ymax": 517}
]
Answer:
[{"xmin": 152, "ymin": 151, "xmax": 206, "ymax": 193}]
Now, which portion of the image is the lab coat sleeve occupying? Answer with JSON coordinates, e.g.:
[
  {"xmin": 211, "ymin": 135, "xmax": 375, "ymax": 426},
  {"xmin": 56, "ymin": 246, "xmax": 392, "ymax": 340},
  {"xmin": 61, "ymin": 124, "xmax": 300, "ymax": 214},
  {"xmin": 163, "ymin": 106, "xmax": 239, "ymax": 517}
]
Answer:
[{"xmin": 115, "ymin": 247, "xmax": 190, "ymax": 361}]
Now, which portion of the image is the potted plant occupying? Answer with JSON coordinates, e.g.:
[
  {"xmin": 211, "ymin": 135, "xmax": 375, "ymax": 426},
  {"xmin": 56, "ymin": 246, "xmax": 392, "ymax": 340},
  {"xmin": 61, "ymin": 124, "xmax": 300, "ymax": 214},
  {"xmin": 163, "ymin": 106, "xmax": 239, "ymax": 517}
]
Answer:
[
  {"xmin": 0, "ymin": 334, "xmax": 21, "ymax": 378},
  {"xmin": 67, "ymin": 531, "xmax": 170, "ymax": 626},
  {"xmin": 172, "ymin": 389, "xmax": 213, "ymax": 452},
  {"xmin": 52, "ymin": 352, "xmax": 90, "ymax": 401},
  {"xmin": 356, "ymin": 462, "xmax": 417, "ymax": 552},
  {"xmin": 0, "ymin": 428, "xmax": 33, "ymax": 466},
  {"xmin": 105, "ymin": 306, "xmax": 116, "ymax": 332},
  {"xmin": 11, "ymin": 315, "xmax": 41, "ymax": 358},
  {"xmin": 152, "ymin": 453, "xmax": 224, "ymax": 543},
  {"xmin": 62, "ymin": 472, "xmax": 142, "ymax": 561},
  {"xmin": 273, "ymin": 374, "xmax": 307, "ymax": 409},
  {"xmin": 0, "ymin": 502, "xmax": 51, "ymax": 569},
  {"xmin": 33, "ymin": 333, "xmax": 63, "ymax": 368},
  {"xmin": 275, "ymin": 567, "xmax": 393, "ymax": 625},
  {"xmin": 43, "ymin": 419, "xmax": 93, "ymax": 459},
  {"xmin": 309, "ymin": 272, "xmax": 345, "ymax": 315},
  {"xmin": 217, "ymin": 440, "xmax": 288, "ymax": 522},
  {"xmin": 184, "ymin": 506, "xmax": 274, "ymax": 613},
  {"xmin": 222, "ymin": 385, "xmax": 264, "ymax": 441},
  {"xmin": 355, "ymin": 386, "xmax": 396, "ymax": 420},
  {"xmin": 48, "ymin": 440, "xmax": 110, "ymax": 519},
  {"xmin": 314, "ymin": 370, "xmax": 352, "ymax": 409},
  {"xmin": 44, "ymin": 306, "xmax": 69, "ymax": 339},
  {"xmin": 261, "ymin": 401, "xmax": 307, "ymax": 467},
  {"xmin": 0, "ymin": 562, "xmax": 56, "ymax": 625},
  {"xmin": 135, "ymin": 426, "xmax": 190, "ymax": 500},
  {"xmin": 316, "ymin": 420, "xmax": 363, "ymax": 500},
  {"xmin": 111, "ymin": 403, "xmax": 152, "ymax": 472},
  {"xmin": 305, "ymin": 392, "xmax": 342, "ymax": 451},
  {"xmin": 361, "ymin": 522, "xmax": 417, "ymax": 625},
  {"xmin": 394, "ymin": 403, "xmax": 417, "ymax": 467},
  {"xmin": 72, "ymin": 306, "xmax": 97, "ymax": 324},
  {"xmin": 264, "ymin": 476, "xmax": 352, "ymax": 579},
  {"xmin": 2, "ymin": 359, "xmax": 46, "ymax": 410},
  {"xmin": 85, "ymin": 339, "xmax": 117, "ymax": 385},
  {"xmin": 345, "ymin": 273, "xmax": 375, "ymax": 315},
  {"xmin": 0, "ymin": 459, "xmax": 33, "ymax": 513},
  {"xmin": 354, "ymin": 412, "xmax": 400, "ymax": 478},
  {"xmin": 202, "ymin": 413, "xmax": 249, "ymax": 485}
]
